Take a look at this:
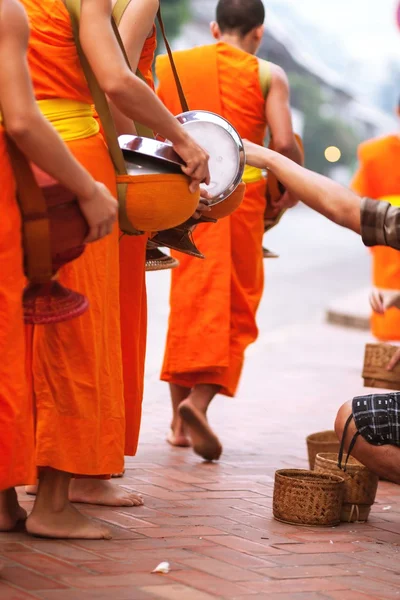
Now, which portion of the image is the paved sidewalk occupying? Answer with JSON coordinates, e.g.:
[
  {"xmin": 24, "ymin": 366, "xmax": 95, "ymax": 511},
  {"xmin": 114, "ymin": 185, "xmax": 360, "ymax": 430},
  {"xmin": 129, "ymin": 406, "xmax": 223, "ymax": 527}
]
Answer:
[{"xmin": 2, "ymin": 320, "xmax": 400, "ymax": 600}]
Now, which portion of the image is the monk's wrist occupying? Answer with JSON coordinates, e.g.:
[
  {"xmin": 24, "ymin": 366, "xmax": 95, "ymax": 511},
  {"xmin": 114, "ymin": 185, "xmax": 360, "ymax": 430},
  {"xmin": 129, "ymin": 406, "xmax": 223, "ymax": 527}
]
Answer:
[
  {"xmin": 168, "ymin": 124, "xmax": 190, "ymax": 147},
  {"xmin": 262, "ymin": 148, "xmax": 279, "ymax": 171},
  {"xmin": 74, "ymin": 174, "xmax": 97, "ymax": 204}
]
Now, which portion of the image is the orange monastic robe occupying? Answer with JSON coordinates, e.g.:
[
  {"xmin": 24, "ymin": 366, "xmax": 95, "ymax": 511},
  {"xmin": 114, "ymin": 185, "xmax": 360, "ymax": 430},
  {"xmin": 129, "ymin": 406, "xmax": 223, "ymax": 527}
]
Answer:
[
  {"xmin": 157, "ymin": 43, "xmax": 267, "ymax": 396},
  {"xmin": 0, "ymin": 129, "xmax": 35, "ymax": 490},
  {"xmin": 352, "ymin": 135, "xmax": 400, "ymax": 341},
  {"xmin": 21, "ymin": 0, "xmax": 124, "ymax": 475},
  {"xmin": 120, "ymin": 27, "xmax": 157, "ymax": 455}
]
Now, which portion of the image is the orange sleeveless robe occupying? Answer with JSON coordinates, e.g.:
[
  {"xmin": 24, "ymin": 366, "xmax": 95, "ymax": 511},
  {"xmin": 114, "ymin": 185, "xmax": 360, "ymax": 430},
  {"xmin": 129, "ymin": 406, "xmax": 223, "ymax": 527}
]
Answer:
[
  {"xmin": 21, "ymin": 0, "xmax": 124, "ymax": 475},
  {"xmin": 352, "ymin": 135, "xmax": 400, "ymax": 341},
  {"xmin": 157, "ymin": 43, "xmax": 267, "ymax": 396},
  {"xmin": 0, "ymin": 129, "xmax": 35, "ymax": 489},
  {"xmin": 120, "ymin": 28, "xmax": 156, "ymax": 455}
]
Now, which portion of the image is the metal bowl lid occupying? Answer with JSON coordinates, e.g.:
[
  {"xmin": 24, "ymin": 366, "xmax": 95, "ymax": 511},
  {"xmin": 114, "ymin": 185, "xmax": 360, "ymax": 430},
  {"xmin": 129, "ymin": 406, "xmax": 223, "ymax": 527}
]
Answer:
[
  {"xmin": 119, "ymin": 135, "xmax": 184, "ymax": 169},
  {"xmin": 176, "ymin": 110, "xmax": 245, "ymax": 205}
]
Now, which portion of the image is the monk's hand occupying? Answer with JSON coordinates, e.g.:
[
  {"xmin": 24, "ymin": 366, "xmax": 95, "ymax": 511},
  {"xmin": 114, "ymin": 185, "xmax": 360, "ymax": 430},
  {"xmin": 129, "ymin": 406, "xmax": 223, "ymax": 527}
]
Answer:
[
  {"xmin": 387, "ymin": 347, "xmax": 400, "ymax": 372},
  {"xmin": 192, "ymin": 191, "xmax": 212, "ymax": 220},
  {"xmin": 172, "ymin": 131, "xmax": 210, "ymax": 193},
  {"xmin": 370, "ymin": 289, "xmax": 400, "ymax": 315},
  {"xmin": 78, "ymin": 181, "xmax": 118, "ymax": 244},
  {"xmin": 369, "ymin": 289, "xmax": 385, "ymax": 314},
  {"xmin": 271, "ymin": 190, "xmax": 298, "ymax": 212}
]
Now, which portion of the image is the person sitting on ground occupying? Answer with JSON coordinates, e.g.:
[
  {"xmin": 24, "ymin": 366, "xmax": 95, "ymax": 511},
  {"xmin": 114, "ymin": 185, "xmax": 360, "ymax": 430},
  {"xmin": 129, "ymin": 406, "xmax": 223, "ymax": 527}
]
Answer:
[{"xmin": 244, "ymin": 134, "xmax": 400, "ymax": 484}]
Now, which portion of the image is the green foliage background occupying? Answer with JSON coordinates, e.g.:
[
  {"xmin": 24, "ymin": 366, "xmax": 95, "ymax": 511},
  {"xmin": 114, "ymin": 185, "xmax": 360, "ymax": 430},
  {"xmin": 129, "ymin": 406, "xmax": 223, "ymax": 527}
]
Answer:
[{"xmin": 156, "ymin": 0, "xmax": 190, "ymax": 56}]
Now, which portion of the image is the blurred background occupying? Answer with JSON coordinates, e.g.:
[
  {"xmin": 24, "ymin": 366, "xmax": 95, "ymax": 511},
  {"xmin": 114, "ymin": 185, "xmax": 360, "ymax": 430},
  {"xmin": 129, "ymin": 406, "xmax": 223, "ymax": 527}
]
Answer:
[{"xmin": 157, "ymin": 0, "xmax": 399, "ymax": 182}]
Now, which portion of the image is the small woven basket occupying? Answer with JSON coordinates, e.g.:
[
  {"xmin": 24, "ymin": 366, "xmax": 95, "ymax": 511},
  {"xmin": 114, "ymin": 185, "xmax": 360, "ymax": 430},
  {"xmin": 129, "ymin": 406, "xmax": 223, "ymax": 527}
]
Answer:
[
  {"xmin": 145, "ymin": 247, "xmax": 180, "ymax": 272},
  {"xmin": 362, "ymin": 343, "xmax": 400, "ymax": 391},
  {"xmin": 273, "ymin": 469, "xmax": 345, "ymax": 527},
  {"xmin": 306, "ymin": 431, "xmax": 340, "ymax": 470},
  {"xmin": 314, "ymin": 453, "xmax": 379, "ymax": 523}
]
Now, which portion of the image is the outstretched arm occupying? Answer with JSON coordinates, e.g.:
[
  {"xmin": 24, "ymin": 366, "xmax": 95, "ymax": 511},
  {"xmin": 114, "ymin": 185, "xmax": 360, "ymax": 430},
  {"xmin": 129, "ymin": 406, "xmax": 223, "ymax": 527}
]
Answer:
[
  {"xmin": 0, "ymin": 0, "xmax": 117, "ymax": 242},
  {"xmin": 244, "ymin": 141, "xmax": 361, "ymax": 233}
]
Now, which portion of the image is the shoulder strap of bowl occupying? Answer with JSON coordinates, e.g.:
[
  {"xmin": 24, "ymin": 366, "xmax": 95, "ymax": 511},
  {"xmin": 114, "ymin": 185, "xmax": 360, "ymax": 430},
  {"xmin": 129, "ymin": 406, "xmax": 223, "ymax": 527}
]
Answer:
[
  {"xmin": 257, "ymin": 58, "xmax": 271, "ymax": 101},
  {"xmin": 156, "ymin": 8, "xmax": 189, "ymax": 112},
  {"xmin": 65, "ymin": 0, "xmax": 128, "ymax": 176},
  {"xmin": 112, "ymin": 0, "xmax": 130, "ymax": 27}
]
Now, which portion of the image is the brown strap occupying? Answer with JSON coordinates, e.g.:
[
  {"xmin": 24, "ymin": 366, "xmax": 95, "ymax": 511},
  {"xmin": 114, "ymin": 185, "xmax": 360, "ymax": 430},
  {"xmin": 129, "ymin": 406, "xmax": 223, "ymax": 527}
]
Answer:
[
  {"xmin": 156, "ymin": 8, "xmax": 189, "ymax": 113},
  {"xmin": 258, "ymin": 58, "xmax": 271, "ymax": 101},
  {"xmin": 6, "ymin": 137, "xmax": 53, "ymax": 283},
  {"xmin": 66, "ymin": 0, "xmax": 127, "ymax": 176},
  {"xmin": 112, "ymin": 0, "xmax": 131, "ymax": 26}
]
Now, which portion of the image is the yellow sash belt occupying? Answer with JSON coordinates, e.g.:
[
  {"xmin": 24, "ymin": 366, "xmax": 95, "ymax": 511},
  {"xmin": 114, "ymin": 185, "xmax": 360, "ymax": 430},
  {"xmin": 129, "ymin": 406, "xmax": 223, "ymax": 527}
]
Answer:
[
  {"xmin": 242, "ymin": 164, "xmax": 263, "ymax": 184},
  {"xmin": 37, "ymin": 99, "xmax": 99, "ymax": 142}
]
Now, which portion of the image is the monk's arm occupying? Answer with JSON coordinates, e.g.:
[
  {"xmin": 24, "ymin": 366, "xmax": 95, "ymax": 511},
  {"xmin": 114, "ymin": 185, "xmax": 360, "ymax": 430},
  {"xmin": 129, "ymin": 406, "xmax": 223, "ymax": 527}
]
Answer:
[
  {"xmin": 0, "ymin": 0, "xmax": 117, "ymax": 242},
  {"xmin": 110, "ymin": 0, "xmax": 159, "ymax": 136},
  {"xmin": 266, "ymin": 66, "xmax": 302, "ymax": 165},
  {"xmin": 0, "ymin": 0, "xmax": 100, "ymax": 199},
  {"xmin": 244, "ymin": 142, "xmax": 361, "ymax": 233},
  {"xmin": 118, "ymin": 0, "xmax": 158, "ymax": 73},
  {"xmin": 80, "ymin": 0, "xmax": 209, "ymax": 189}
]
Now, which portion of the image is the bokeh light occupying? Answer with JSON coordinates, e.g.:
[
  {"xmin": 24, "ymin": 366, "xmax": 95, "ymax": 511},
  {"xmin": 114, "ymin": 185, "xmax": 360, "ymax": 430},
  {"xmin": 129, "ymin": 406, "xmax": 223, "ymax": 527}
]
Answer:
[{"xmin": 324, "ymin": 146, "xmax": 342, "ymax": 163}]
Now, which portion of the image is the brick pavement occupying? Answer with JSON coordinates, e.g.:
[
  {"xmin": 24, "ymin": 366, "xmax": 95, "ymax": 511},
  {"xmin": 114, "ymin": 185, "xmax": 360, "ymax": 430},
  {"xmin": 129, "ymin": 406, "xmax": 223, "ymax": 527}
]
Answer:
[{"xmin": 2, "ymin": 320, "xmax": 400, "ymax": 599}]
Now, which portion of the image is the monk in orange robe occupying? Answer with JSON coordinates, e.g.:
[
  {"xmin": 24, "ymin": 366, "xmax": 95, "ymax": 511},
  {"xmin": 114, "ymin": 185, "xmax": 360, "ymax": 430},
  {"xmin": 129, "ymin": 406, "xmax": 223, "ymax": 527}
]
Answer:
[
  {"xmin": 71, "ymin": 1, "xmax": 158, "ymax": 494},
  {"xmin": 352, "ymin": 104, "xmax": 400, "ymax": 342},
  {"xmin": 18, "ymin": 0, "xmax": 208, "ymax": 537},
  {"xmin": 0, "ymin": 0, "xmax": 118, "ymax": 532},
  {"xmin": 114, "ymin": 0, "xmax": 158, "ymax": 462},
  {"xmin": 157, "ymin": 0, "xmax": 302, "ymax": 460}
]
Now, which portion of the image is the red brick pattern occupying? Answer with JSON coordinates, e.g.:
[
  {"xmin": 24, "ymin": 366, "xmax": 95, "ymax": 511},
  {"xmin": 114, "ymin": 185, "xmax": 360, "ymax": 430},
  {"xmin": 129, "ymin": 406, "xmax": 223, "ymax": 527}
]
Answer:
[{"xmin": 1, "ymin": 323, "xmax": 399, "ymax": 599}]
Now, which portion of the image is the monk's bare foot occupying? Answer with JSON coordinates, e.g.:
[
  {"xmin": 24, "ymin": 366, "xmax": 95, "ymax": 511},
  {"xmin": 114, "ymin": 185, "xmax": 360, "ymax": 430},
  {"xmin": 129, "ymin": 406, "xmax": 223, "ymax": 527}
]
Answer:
[
  {"xmin": 179, "ymin": 399, "xmax": 222, "ymax": 461},
  {"xmin": 25, "ymin": 485, "xmax": 38, "ymax": 496},
  {"xmin": 167, "ymin": 416, "xmax": 191, "ymax": 447},
  {"xmin": 69, "ymin": 479, "xmax": 143, "ymax": 507},
  {"xmin": 167, "ymin": 428, "xmax": 191, "ymax": 447},
  {"xmin": 26, "ymin": 501, "xmax": 111, "ymax": 540},
  {"xmin": 0, "ymin": 488, "xmax": 28, "ymax": 531}
]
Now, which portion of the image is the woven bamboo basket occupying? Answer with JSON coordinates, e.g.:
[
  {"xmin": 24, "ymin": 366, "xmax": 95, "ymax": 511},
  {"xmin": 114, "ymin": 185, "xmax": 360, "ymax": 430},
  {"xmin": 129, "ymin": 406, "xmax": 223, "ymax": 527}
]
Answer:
[
  {"xmin": 273, "ymin": 469, "xmax": 345, "ymax": 527},
  {"xmin": 145, "ymin": 247, "xmax": 179, "ymax": 272},
  {"xmin": 362, "ymin": 343, "xmax": 400, "ymax": 391},
  {"xmin": 314, "ymin": 453, "xmax": 379, "ymax": 523},
  {"xmin": 306, "ymin": 431, "xmax": 340, "ymax": 470}
]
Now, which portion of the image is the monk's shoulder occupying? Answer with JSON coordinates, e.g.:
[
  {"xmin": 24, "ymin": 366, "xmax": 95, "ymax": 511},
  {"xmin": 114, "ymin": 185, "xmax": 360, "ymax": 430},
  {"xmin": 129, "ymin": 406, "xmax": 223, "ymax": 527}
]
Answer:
[
  {"xmin": 358, "ymin": 135, "xmax": 400, "ymax": 164},
  {"xmin": 156, "ymin": 44, "xmax": 214, "ymax": 72},
  {"xmin": 267, "ymin": 62, "xmax": 289, "ymax": 90}
]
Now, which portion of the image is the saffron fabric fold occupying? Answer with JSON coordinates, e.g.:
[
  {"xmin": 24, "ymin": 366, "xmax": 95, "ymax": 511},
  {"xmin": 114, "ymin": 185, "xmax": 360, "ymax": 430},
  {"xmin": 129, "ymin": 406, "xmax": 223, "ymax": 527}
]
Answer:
[
  {"xmin": 0, "ymin": 127, "xmax": 36, "ymax": 490},
  {"xmin": 157, "ymin": 43, "xmax": 268, "ymax": 396}
]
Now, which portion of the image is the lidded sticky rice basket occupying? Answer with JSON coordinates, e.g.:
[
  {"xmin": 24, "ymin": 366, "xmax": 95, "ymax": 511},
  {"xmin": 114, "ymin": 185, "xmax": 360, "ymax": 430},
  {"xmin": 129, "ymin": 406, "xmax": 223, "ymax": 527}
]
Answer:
[
  {"xmin": 273, "ymin": 469, "xmax": 345, "ymax": 527},
  {"xmin": 306, "ymin": 430, "xmax": 340, "ymax": 470},
  {"xmin": 362, "ymin": 343, "xmax": 400, "ymax": 391},
  {"xmin": 314, "ymin": 453, "xmax": 379, "ymax": 523}
]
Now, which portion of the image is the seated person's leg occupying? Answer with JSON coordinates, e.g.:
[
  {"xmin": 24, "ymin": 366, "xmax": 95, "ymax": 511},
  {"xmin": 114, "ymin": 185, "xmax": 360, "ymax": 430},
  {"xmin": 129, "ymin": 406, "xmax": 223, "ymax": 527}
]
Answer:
[{"xmin": 335, "ymin": 398, "xmax": 400, "ymax": 485}]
